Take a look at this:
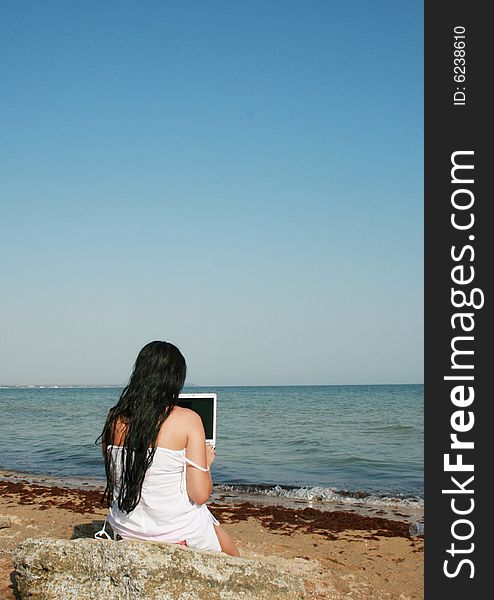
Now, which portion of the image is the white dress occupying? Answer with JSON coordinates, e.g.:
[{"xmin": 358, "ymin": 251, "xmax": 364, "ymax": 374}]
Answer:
[{"xmin": 107, "ymin": 445, "xmax": 221, "ymax": 552}]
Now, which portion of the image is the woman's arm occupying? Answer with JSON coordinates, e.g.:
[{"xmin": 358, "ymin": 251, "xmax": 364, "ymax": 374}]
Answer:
[{"xmin": 185, "ymin": 410, "xmax": 215, "ymax": 505}]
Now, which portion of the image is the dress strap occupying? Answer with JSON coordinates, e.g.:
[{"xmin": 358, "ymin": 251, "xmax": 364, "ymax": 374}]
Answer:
[
  {"xmin": 94, "ymin": 518, "xmax": 118, "ymax": 541},
  {"xmin": 179, "ymin": 457, "xmax": 209, "ymax": 494},
  {"xmin": 184, "ymin": 457, "xmax": 210, "ymax": 472}
]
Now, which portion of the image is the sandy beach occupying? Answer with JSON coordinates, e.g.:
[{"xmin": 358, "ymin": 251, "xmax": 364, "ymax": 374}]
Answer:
[{"xmin": 0, "ymin": 469, "xmax": 423, "ymax": 600}]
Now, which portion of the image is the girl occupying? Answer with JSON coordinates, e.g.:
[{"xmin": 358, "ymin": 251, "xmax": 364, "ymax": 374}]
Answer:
[{"xmin": 98, "ymin": 340, "xmax": 239, "ymax": 556}]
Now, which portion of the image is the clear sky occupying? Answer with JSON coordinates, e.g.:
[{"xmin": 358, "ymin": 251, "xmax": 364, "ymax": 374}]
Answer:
[{"xmin": 0, "ymin": 1, "xmax": 423, "ymax": 386}]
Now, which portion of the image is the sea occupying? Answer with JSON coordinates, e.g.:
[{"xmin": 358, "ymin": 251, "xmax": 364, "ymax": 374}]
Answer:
[{"xmin": 0, "ymin": 385, "xmax": 423, "ymax": 514}]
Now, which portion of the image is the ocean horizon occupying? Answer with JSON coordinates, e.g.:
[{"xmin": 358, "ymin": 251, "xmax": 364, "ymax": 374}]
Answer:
[{"xmin": 0, "ymin": 382, "xmax": 423, "ymax": 388}]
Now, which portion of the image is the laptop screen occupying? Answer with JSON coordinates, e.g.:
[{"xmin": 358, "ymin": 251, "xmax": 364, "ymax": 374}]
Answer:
[{"xmin": 176, "ymin": 393, "xmax": 216, "ymax": 443}]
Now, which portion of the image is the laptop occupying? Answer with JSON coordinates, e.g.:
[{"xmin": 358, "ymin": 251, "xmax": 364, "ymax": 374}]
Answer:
[{"xmin": 176, "ymin": 393, "xmax": 217, "ymax": 446}]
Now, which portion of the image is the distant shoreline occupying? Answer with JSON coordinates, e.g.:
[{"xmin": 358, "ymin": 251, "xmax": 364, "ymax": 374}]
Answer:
[{"xmin": 0, "ymin": 382, "xmax": 424, "ymax": 389}]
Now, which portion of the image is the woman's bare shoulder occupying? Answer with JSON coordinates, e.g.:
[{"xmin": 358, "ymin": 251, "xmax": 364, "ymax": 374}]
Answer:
[
  {"xmin": 154, "ymin": 406, "xmax": 197, "ymax": 448},
  {"xmin": 170, "ymin": 406, "xmax": 202, "ymax": 426}
]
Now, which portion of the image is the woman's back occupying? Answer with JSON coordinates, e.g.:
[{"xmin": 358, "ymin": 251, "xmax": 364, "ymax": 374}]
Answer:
[
  {"xmin": 110, "ymin": 445, "xmax": 187, "ymax": 513},
  {"xmin": 111, "ymin": 405, "xmax": 188, "ymax": 450}
]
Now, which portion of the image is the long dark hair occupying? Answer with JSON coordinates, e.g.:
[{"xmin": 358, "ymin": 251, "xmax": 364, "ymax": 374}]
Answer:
[{"xmin": 97, "ymin": 340, "xmax": 187, "ymax": 513}]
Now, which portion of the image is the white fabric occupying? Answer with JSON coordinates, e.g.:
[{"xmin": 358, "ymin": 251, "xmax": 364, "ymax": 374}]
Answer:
[{"xmin": 107, "ymin": 446, "xmax": 221, "ymax": 552}]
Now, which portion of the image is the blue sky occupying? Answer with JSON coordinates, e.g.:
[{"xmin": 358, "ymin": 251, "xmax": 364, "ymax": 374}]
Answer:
[{"xmin": 0, "ymin": 1, "xmax": 423, "ymax": 385}]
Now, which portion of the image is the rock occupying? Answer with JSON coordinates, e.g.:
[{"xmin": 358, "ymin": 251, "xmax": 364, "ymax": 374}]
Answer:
[
  {"xmin": 13, "ymin": 537, "xmax": 306, "ymax": 599},
  {"xmin": 0, "ymin": 516, "xmax": 12, "ymax": 529}
]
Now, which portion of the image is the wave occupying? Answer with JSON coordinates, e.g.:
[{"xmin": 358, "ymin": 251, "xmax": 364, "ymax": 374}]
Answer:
[
  {"xmin": 358, "ymin": 424, "xmax": 420, "ymax": 433},
  {"xmin": 1, "ymin": 465, "xmax": 423, "ymax": 513},
  {"xmin": 214, "ymin": 483, "xmax": 424, "ymax": 509}
]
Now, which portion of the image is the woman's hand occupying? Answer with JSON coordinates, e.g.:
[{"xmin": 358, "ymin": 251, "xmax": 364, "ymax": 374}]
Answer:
[{"xmin": 206, "ymin": 443, "xmax": 216, "ymax": 467}]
